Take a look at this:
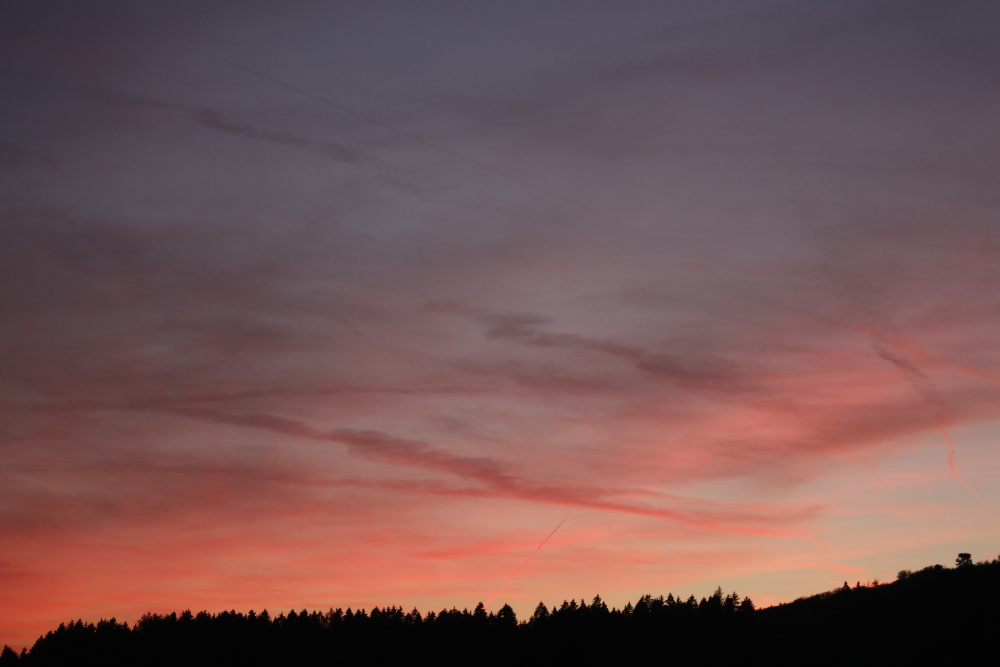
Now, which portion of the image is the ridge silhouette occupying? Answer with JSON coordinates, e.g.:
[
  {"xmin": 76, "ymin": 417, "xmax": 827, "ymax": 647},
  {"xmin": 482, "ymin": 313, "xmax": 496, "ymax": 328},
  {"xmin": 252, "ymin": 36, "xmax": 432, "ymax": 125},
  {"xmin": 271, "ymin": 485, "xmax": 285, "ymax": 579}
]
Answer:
[{"xmin": 6, "ymin": 553, "xmax": 998, "ymax": 665}]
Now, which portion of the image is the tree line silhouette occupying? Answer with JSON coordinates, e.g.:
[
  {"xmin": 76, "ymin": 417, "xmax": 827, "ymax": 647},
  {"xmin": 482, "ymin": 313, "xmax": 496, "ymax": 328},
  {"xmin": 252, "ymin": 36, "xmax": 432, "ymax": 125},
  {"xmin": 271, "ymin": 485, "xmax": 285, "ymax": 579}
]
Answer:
[{"xmin": 4, "ymin": 553, "xmax": 998, "ymax": 665}]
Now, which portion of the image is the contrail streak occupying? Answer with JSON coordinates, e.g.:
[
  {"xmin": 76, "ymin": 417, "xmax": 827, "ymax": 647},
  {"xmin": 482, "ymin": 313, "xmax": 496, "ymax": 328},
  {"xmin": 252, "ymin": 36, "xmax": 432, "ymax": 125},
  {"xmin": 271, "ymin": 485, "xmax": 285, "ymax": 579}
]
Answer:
[
  {"xmin": 935, "ymin": 422, "xmax": 982, "ymax": 501},
  {"xmin": 747, "ymin": 296, "xmax": 985, "ymax": 500},
  {"xmin": 874, "ymin": 342, "xmax": 981, "ymax": 501},
  {"xmin": 222, "ymin": 59, "xmax": 587, "ymax": 209},
  {"xmin": 484, "ymin": 518, "xmax": 566, "ymax": 608}
]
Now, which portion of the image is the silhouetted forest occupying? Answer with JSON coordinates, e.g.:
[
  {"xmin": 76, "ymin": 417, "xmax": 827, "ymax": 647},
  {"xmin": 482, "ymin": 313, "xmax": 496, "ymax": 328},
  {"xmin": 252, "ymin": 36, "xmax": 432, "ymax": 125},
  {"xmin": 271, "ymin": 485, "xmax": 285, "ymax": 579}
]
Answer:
[{"xmin": 4, "ymin": 554, "xmax": 998, "ymax": 665}]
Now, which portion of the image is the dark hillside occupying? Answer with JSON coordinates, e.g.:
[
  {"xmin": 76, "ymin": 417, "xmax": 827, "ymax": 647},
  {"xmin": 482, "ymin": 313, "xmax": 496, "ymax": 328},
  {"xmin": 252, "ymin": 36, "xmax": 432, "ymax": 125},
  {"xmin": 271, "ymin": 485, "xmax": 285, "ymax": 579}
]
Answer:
[{"xmin": 753, "ymin": 556, "xmax": 1000, "ymax": 663}]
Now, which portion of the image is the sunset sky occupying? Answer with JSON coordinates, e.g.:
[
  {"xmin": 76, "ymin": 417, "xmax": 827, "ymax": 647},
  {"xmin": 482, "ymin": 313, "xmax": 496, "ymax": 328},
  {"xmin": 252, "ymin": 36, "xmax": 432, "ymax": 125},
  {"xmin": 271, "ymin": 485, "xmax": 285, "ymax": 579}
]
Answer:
[{"xmin": 3, "ymin": 0, "xmax": 1000, "ymax": 650}]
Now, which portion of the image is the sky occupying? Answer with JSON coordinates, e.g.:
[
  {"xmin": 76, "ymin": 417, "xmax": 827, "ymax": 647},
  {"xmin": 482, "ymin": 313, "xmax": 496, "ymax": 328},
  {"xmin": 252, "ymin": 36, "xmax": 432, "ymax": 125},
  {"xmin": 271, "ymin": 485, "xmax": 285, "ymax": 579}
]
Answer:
[{"xmin": 3, "ymin": 0, "xmax": 1000, "ymax": 650}]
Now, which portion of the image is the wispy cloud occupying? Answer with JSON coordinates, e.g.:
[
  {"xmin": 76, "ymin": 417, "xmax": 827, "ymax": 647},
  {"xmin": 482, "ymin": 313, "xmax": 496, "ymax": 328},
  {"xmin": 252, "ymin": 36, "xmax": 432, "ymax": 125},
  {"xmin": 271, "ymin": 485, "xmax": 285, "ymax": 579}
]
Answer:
[
  {"xmin": 193, "ymin": 108, "xmax": 365, "ymax": 163},
  {"xmin": 164, "ymin": 405, "xmax": 817, "ymax": 538}
]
